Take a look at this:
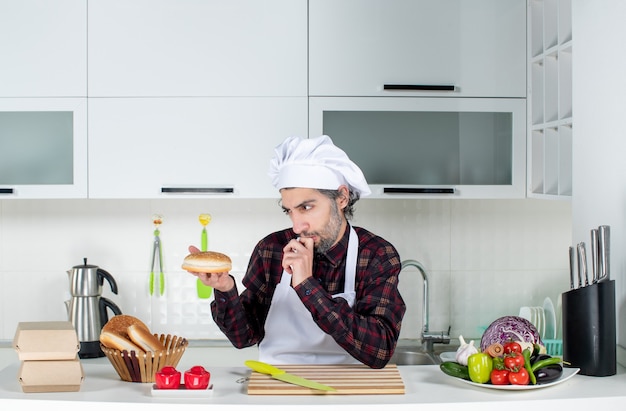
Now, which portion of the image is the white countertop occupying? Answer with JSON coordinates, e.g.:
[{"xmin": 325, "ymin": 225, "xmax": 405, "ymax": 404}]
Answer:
[{"xmin": 1, "ymin": 346, "xmax": 626, "ymax": 411}]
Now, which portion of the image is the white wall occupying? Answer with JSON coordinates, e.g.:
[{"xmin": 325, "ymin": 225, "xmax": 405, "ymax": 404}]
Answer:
[
  {"xmin": 0, "ymin": 198, "xmax": 571, "ymax": 343},
  {"xmin": 572, "ymin": 1, "xmax": 626, "ymax": 363}
]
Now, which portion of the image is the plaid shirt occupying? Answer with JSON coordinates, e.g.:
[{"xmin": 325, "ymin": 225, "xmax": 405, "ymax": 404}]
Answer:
[{"xmin": 211, "ymin": 224, "xmax": 406, "ymax": 369}]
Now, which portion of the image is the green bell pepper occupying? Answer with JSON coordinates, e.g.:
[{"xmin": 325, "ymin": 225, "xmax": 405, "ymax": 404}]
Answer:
[{"xmin": 467, "ymin": 352, "xmax": 493, "ymax": 384}]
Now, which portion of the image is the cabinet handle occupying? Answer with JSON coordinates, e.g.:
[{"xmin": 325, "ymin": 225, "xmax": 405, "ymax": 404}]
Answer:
[
  {"xmin": 384, "ymin": 187, "xmax": 455, "ymax": 194},
  {"xmin": 383, "ymin": 84, "xmax": 456, "ymax": 91},
  {"xmin": 161, "ymin": 187, "xmax": 234, "ymax": 194},
  {"xmin": 0, "ymin": 188, "xmax": 14, "ymax": 194}
]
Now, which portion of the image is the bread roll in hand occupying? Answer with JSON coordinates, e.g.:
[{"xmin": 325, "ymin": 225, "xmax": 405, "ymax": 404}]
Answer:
[{"xmin": 182, "ymin": 251, "xmax": 232, "ymax": 273}]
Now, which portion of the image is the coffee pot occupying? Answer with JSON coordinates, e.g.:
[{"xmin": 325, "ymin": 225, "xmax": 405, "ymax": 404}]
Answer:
[{"xmin": 65, "ymin": 258, "xmax": 122, "ymax": 358}]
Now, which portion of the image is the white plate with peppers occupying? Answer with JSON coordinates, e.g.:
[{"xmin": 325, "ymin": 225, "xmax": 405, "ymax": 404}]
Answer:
[
  {"xmin": 453, "ymin": 367, "xmax": 579, "ymax": 390},
  {"xmin": 441, "ymin": 335, "xmax": 578, "ymax": 390}
]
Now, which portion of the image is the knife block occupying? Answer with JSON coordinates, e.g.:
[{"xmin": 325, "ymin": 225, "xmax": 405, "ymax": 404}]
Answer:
[{"xmin": 561, "ymin": 280, "xmax": 616, "ymax": 376}]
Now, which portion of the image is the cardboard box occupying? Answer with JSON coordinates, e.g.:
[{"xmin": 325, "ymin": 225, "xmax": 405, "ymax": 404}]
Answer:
[
  {"xmin": 13, "ymin": 321, "xmax": 80, "ymax": 361},
  {"xmin": 18, "ymin": 358, "xmax": 84, "ymax": 393}
]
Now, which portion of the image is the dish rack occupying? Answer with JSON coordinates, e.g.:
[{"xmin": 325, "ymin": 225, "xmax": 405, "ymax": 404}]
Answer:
[
  {"xmin": 518, "ymin": 296, "xmax": 562, "ymax": 356},
  {"xmin": 543, "ymin": 339, "xmax": 563, "ymax": 356}
]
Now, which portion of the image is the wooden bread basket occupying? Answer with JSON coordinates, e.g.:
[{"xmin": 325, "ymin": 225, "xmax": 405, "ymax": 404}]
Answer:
[{"xmin": 101, "ymin": 334, "xmax": 188, "ymax": 383}]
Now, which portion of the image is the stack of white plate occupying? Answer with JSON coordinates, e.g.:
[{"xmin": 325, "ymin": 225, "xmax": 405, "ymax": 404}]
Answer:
[
  {"xmin": 519, "ymin": 297, "xmax": 557, "ymax": 340},
  {"xmin": 555, "ymin": 295, "xmax": 562, "ymax": 339},
  {"xmin": 543, "ymin": 297, "xmax": 557, "ymax": 340},
  {"xmin": 518, "ymin": 305, "xmax": 546, "ymax": 339}
]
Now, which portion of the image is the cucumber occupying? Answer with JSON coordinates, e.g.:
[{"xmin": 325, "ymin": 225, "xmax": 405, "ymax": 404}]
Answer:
[{"xmin": 440, "ymin": 361, "xmax": 470, "ymax": 380}]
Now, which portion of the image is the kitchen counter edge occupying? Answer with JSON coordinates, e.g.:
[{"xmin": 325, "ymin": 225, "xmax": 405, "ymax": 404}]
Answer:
[{"xmin": 1, "ymin": 347, "xmax": 626, "ymax": 410}]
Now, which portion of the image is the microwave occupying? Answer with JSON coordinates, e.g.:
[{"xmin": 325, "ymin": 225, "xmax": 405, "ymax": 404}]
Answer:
[{"xmin": 309, "ymin": 97, "xmax": 526, "ymax": 199}]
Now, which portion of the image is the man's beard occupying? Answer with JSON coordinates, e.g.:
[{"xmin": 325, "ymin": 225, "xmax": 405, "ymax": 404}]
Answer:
[{"xmin": 307, "ymin": 200, "xmax": 343, "ymax": 254}]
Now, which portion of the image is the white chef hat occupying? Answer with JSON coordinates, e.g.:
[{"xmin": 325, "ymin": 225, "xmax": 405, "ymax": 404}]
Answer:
[{"xmin": 268, "ymin": 135, "xmax": 371, "ymax": 197}]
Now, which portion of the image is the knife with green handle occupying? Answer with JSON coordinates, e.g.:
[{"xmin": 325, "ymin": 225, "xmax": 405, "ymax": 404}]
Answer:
[{"xmin": 245, "ymin": 360, "xmax": 336, "ymax": 392}]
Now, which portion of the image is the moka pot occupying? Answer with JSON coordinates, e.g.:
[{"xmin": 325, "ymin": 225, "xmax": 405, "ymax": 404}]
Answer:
[{"xmin": 65, "ymin": 258, "xmax": 123, "ymax": 358}]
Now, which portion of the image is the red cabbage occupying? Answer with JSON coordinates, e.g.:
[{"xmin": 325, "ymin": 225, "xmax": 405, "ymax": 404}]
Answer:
[{"xmin": 480, "ymin": 315, "xmax": 543, "ymax": 352}]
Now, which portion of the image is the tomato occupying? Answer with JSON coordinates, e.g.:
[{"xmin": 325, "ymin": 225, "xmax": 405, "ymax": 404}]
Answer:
[
  {"xmin": 503, "ymin": 352, "xmax": 525, "ymax": 370},
  {"xmin": 490, "ymin": 369, "xmax": 510, "ymax": 385},
  {"xmin": 503, "ymin": 341, "xmax": 522, "ymax": 354},
  {"xmin": 508, "ymin": 367, "xmax": 530, "ymax": 385},
  {"xmin": 467, "ymin": 353, "xmax": 493, "ymax": 384}
]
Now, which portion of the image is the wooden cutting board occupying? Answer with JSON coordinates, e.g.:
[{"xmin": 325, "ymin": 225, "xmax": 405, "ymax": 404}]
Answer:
[{"xmin": 247, "ymin": 364, "xmax": 405, "ymax": 395}]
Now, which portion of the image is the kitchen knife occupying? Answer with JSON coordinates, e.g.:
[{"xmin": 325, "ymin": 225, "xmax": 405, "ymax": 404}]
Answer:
[
  {"xmin": 598, "ymin": 225, "xmax": 610, "ymax": 282},
  {"xmin": 568, "ymin": 246, "xmax": 575, "ymax": 289},
  {"xmin": 576, "ymin": 242, "xmax": 587, "ymax": 288},
  {"xmin": 590, "ymin": 229, "xmax": 599, "ymax": 284},
  {"xmin": 244, "ymin": 360, "xmax": 336, "ymax": 392},
  {"xmin": 581, "ymin": 242, "xmax": 589, "ymax": 287}
]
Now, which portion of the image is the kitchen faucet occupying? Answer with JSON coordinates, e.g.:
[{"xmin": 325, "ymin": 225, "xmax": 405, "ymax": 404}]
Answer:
[{"xmin": 401, "ymin": 259, "xmax": 451, "ymax": 353}]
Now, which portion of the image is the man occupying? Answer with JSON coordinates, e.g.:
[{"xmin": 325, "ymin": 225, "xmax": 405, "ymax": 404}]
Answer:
[{"xmin": 188, "ymin": 135, "xmax": 405, "ymax": 369}]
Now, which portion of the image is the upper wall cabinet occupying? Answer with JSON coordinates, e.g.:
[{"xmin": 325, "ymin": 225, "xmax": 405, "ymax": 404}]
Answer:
[
  {"xmin": 528, "ymin": 0, "xmax": 572, "ymax": 198},
  {"xmin": 309, "ymin": 0, "xmax": 527, "ymax": 98},
  {"xmin": 87, "ymin": 0, "xmax": 307, "ymax": 97},
  {"xmin": 0, "ymin": 98, "xmax": 88, "ymax": 198},
  {"xmin": 310, "ymin": 97, "xmax": 527, "ymax": 199},
  {"xmin": 0, "ymin": 0, "xmax": 87, "ymax": 97},
  {"xmin": 88, "ymin": 97, "xmax": 307, "ymax": 199}
]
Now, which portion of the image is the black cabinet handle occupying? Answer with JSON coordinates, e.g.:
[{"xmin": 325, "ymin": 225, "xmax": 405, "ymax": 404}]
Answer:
[
  {"xmin": 383, "ymin": 84, "xmax": 456, "ymax": 91},
  {"xmin": 384, "ymin": 187, "xmax": 455, "ymax": 194},
  {"xmin": 0, "ymin": 188, "xmax": 14, "ymax": 194},
  {"xmin": 161, "ymin": 187, "xmax": 234, "ymax": 194}
]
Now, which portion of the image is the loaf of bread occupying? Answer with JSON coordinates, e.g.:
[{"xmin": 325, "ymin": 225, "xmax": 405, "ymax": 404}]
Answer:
[
  {"xmin": 182, "ymin": 251, "xmax": 232, "ymax": 273},
  {"xmin": 100, "ymin": 330, "xmax": 145, "ymax": 354},
  {"xmin": 100, "ymin": 315, "xmax": 165, "ymax": 353},
  {"xmin": 101, "ymin": 314, "xmax": 149, "ymax": 340},
  {"xmin": 127, "ymin": 324, "xmax": 165, "ymax": 352}
]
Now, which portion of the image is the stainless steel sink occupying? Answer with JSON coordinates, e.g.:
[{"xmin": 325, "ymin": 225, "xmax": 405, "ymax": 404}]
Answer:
[
  {"xmin": 389, "ymin": 342, "xmax": 459, "ymax": 365},
  {"xmin": 389, "ymin": 349, "xmax": 439, "ymax": 365}
]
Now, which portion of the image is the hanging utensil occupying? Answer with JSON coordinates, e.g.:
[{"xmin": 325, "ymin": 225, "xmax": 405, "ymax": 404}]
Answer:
[
  {"xmin": 197, "ymin": 213, "xmax": 213, "ymax": 299},
  {"xmin": 199, "ymin": 213, "xmax": 211, "ymax": 251},
  {"xmin": 149, "ymin": 214, "xmax": 165, "ymax": 296}
]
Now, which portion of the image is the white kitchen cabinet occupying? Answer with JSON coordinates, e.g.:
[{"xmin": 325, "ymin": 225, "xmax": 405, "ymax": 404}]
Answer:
[
  {"xmin": 528, "ymin": 0, "xmax": 572, "ymax": 198},
  {"xmin": 0, "ymin": 0, "xmax": 87, "ymax": 97},
  {"xmin": 310, "ymin": 97, "xmax": 527, "ymax": 199},
  {"xmin": 88, "ymin": 97, "xmax": 308, "ymax": 198},
  {"xmin": 0, "ymin": 98, "xmax": 88, "ymax": 198},
  {"xmin": 87, "ymin": 0, "xmax": 307, "ymax": 97},
  {"xmin": 309, "ymin": 0, "xmax": 526, "ymax": 98}
]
